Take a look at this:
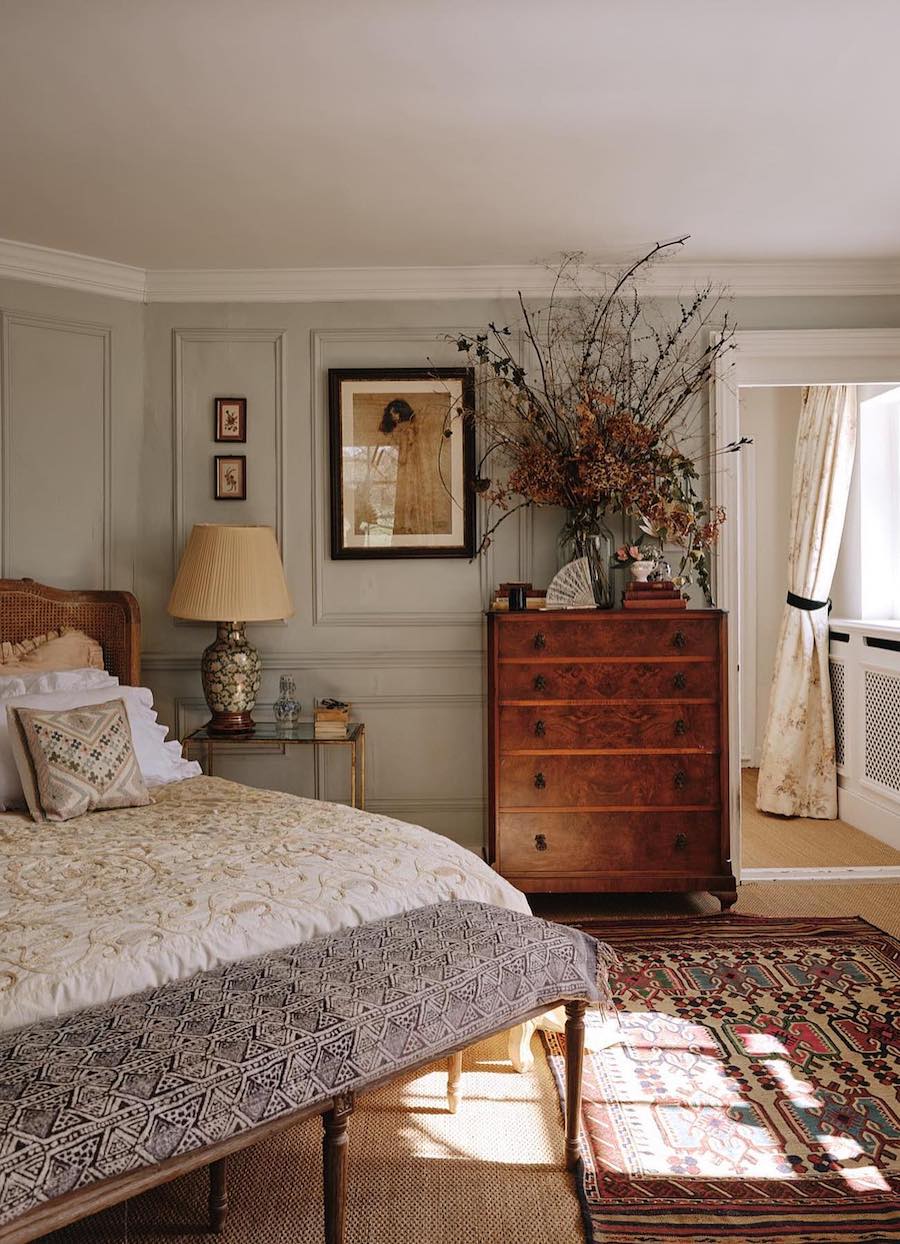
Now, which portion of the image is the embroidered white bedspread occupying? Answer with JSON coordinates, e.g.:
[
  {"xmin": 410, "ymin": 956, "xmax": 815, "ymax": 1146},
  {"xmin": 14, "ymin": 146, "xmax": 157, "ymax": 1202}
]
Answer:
[{"xmin": 0, "ymin": 776, "xmax": 530, "ymax": 1031}]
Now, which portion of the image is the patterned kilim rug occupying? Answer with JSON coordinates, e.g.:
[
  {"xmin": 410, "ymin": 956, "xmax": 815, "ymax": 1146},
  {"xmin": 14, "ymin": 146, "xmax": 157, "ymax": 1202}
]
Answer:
[{"xmin": 544, "ymin": 916, "xmax": 900, "ymax": 1244}]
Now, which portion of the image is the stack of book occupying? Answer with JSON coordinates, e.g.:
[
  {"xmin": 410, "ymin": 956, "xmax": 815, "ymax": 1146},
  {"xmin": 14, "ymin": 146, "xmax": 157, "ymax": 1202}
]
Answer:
[
  {"xmin": 623, "ymin": 580, "xmax": 687, "ymax": 610},
  {"xmin": 490, "ymin": 584, "xmax": 547, "ymax": 611},
  {"xmin": 314, "ymin": 700, "xmax": 350, "ymax": 738}
]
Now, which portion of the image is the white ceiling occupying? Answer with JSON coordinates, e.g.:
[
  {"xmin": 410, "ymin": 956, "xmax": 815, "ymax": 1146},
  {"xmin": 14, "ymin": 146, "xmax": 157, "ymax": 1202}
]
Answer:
[{"xmin": 2, "ymin": 0, "xmax": 899, "ymax": 271}]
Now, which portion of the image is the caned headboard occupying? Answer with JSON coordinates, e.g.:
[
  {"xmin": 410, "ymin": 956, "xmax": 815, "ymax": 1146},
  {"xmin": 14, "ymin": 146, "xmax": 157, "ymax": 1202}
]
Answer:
[{"xmin": 0, "ymin": 579, "xmax": 141, "ymax": 686}]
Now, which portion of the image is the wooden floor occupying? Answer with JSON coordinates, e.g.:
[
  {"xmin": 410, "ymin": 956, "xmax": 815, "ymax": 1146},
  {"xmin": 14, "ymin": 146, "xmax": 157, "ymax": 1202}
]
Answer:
[{"xmin": 740, "ymin": 767, "xmax": 900, "ymax": 868}]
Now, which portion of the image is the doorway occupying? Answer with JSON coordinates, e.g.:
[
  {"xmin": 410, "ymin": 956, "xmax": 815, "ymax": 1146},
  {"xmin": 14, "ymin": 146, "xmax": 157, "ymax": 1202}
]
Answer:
[
  {"xmin": 713, "ymin": 330, "xmax": 900, "ymax": 882},
  {"xmin": 736, "ymin": 383, "xmax": 900, "ymax": 871}
]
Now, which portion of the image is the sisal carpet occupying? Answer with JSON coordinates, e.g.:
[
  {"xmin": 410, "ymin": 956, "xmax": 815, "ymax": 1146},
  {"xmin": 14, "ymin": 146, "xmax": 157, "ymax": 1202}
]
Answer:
[
  {"xmin": 545, "ymin": 915, "xmax": 900, "ymax": 1244},
  {"xmin": 43, "ymin": 1031, "xmax": 584, "ymax": 1244},
  {"xmin": 741, "ymin": 769, "xmax": 900, "ymax": 869}
]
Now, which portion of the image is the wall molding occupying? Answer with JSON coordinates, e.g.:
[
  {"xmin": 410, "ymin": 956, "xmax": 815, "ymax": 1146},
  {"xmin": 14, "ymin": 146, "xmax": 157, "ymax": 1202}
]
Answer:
[
  {"xmin": 0, "ymin": 309, "xmax": 112, "ymax": 586},
  {"xmin": 6, "ymin": 236, "xmax": 900, "ymax": 304},
  {"xmin": 171, "ymin": 327, "xmax": 286, "ymax": 580},
  {"xmin": 142, "ymin": 648, "xmax": 483, "ymax": 672}
]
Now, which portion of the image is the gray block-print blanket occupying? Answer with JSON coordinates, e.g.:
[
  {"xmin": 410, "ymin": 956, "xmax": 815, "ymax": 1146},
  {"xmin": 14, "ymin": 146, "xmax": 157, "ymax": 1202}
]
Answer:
[{"xmin": 0, "ymin": 901, "xmax": 614, "ymax": 1226}]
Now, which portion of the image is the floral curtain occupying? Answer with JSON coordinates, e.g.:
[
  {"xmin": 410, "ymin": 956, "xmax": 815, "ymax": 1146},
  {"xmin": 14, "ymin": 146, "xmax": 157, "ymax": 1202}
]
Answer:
[{"xmin": 756, "ymin": 385, "xmax": 858, "ymax": 818}]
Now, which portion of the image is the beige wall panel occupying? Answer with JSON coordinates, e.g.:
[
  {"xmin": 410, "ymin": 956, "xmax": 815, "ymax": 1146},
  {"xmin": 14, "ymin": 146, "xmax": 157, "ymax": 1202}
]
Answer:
[
  {"xmin": 3, "ymin": 316, "xmax": 108, "ymax": 587},
  {"xmin": 173, "ymin": 330, "xmax": 283, "ymax": 566}
]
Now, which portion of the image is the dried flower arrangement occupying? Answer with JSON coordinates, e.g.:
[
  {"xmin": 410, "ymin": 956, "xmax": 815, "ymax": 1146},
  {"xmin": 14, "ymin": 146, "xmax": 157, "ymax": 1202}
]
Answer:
[{"xmin": 449, "ymin": 237, "xmax": 744, "ymax": 601}]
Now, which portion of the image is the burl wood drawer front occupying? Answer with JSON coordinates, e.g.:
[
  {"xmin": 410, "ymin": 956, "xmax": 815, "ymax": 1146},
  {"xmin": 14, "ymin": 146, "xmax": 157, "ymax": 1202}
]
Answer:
[
  {"xmin": 496, "ymin": 615, "xmax": 720, "ymax": 660},
  {"xmin": 497, "ymin": 659, "xmax": 718, "ymax": 702},
  {"xmin": 498, "ymin": 753, "xmax": 721, "ymax": 808},
  {"xmin": 499, "ymin": 702, "xmax": 720, "ymax": 751},
  {"xmin": 498, "ymin": 811, "xmax": 722, "ymax": 874}
]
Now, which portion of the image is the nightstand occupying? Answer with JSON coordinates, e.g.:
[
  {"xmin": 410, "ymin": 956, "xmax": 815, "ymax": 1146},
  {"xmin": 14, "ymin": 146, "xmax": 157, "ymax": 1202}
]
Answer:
[{"xmin": 183, "ymin": 722, "xmax": 366, "ymax": 810}]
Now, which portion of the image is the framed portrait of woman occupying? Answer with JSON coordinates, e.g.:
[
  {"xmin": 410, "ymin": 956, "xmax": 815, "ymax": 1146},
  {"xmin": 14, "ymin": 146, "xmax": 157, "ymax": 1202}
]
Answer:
[{"xmin": 328, "ymin": 367, "xmax": 476, "ymax": 559}]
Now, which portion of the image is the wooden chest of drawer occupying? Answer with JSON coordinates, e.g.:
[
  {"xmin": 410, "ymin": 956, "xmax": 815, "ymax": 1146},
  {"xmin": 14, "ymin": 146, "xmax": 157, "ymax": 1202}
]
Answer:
[
  {"xmin": 498, "ymin": 753, "xmax": 721, "ymax": 810},
  {"xmin": 486, "ymin": 609, "xmax": 735, "ymax": 908},
  {"xmin": 498, "ymin": 702, "xmax": 720, "ymax": 752},
  {"xmin": 497, "ymin": 658, "xmax": 719, "ymax": 702}
]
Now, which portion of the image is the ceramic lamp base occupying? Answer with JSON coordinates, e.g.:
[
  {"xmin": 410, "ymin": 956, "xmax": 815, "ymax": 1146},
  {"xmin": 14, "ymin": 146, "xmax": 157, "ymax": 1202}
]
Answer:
[{"xmin": 201, "ymin": 622, "xmax": 261, "ymax": 736}]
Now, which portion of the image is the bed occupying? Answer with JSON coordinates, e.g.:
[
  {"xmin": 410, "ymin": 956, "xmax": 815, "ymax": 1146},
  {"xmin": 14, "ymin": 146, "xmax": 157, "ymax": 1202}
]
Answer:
[{"xmin": 0, "ymin": 578, "xmax": 532, "ymax": 1046}]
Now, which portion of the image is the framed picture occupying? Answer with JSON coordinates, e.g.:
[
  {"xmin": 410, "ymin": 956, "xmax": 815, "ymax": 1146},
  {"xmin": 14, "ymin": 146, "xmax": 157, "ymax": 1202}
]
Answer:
[
  {"xmin": 214, "ymin": 455, "xmax": 247, "ymax": 500},
  {"xmin": 328, "ymin": 367, "xmax": 475, "ymax": 559},
  {"xmin": 215, "ymin": 397, "xmax": 247, "ymax": 443}
]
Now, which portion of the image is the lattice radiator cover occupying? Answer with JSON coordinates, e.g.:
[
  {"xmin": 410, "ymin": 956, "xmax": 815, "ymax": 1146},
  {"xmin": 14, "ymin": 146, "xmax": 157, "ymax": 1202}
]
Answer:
[
  {"xmin": 829, "ymin": 659, "xmax": 846, "ymax": 769},
  {"xmin": 864, "ymin": 667, "xmax": 900, "ymax": 793}
]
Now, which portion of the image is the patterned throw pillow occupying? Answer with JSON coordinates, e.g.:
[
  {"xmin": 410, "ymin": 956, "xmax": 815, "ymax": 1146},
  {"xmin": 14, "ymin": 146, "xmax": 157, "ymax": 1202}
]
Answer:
[{"xmin": 6, "ymin": 698, "xmax": 150, "ymax": 822}]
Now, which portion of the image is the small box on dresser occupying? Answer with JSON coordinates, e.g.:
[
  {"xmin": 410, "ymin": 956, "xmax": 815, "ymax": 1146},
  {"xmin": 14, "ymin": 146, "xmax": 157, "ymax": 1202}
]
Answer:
[{"xmin": 486, "ymin": 608, "xmax": 737, "ymax": 910}]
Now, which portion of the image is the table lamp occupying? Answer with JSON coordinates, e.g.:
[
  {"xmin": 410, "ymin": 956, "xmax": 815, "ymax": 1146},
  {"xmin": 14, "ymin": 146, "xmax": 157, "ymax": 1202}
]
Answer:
[{"xmin": 167, "ymin": 524, "xmax": 293, "ymax": 735}]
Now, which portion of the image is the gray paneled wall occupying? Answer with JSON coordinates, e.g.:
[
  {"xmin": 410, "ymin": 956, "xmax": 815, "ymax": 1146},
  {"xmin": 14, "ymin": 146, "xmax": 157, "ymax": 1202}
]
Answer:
[
  {"xmin": 142, "ymin": 304, "xmax": 560, "ymax": 854},
  {"xmin": 5, "ymin": 275, "xmax": 900, "ymax": 852},
  {"xmin": 2, "ymin": 313, "xmax": 110, "ymax": 587}
]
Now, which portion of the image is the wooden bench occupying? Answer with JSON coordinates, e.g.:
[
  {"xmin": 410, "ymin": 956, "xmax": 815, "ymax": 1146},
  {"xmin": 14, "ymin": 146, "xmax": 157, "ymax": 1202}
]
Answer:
[{"xmin": 0, "ymin": 901, "xmax": 612, "ymax": 1244}]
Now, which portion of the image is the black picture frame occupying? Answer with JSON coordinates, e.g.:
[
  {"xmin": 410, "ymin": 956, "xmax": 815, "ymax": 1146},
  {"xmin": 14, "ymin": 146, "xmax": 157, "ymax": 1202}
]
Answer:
[
  {"xmin": 328, "ymin": 367, "xmax": 476, "ymax": 559},
  {"xmin": 214, "ymin": 397, "xmax": 247, "ymax": 443}
]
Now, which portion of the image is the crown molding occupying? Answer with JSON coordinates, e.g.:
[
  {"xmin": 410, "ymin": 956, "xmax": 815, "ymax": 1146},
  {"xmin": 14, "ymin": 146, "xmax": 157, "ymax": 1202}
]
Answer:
[
  {"xmin": 3, "ymin": 236, "xmax": 900, "ymax": 303},
  {"xmin": 145, "ymin": 259, "xmax": 900, "ymax": 302},
  {"xmin": 0, "ymin": 238, "xmax": 147, "ymax": 301}
]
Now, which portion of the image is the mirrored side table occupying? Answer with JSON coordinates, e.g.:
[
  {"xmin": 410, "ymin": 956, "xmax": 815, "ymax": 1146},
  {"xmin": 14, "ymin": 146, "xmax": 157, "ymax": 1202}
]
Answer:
[{"xmin": 183, "ymin": 721, "xmax": 366, "ymax": 809}]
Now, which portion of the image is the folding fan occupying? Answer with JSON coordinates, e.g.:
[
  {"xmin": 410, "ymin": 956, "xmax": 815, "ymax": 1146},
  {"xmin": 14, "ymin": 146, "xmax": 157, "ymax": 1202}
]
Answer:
[{"xmin": 545, "ymin": 557, "xmax": 596, "ymax": 608}]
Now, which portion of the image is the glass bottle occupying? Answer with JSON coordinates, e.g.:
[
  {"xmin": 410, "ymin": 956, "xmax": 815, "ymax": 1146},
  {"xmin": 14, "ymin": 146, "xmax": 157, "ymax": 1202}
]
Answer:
[{"xmin": 273, "ymin": 675, "xmax": 301, "ymax": 730}]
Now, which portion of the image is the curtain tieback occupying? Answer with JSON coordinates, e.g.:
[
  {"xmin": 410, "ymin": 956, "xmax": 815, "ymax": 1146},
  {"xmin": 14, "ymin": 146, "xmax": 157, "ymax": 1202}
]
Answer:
[{"xmin": 787, "ymin": 590, "xmax": 832, "ymax": 613}]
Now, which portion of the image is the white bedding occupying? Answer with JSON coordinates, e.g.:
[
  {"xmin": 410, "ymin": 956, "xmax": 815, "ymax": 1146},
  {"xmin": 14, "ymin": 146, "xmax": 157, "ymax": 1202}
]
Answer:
[{"xmin": 0, "ymin": 776, "xmax": 529, "ymax": 1032}]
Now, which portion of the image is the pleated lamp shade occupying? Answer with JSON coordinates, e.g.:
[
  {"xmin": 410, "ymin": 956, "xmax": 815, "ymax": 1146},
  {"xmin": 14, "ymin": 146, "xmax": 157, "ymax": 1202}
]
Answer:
[{"xmin": 168, "ymin": 524, "xmax": 294, "ymax": 622}]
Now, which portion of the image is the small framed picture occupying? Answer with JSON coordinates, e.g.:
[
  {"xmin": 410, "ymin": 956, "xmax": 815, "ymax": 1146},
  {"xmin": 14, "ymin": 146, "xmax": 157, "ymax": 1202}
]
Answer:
[
  {"xmin": 215, "ymin": 397, "xmax": 247, "ymax": 443},
  {"xmin": 215, "ymin": 455, "xmax": 247, "ymax": 500},
  {"xmin": 328, "ymin": 367, "xmax": 475, "ymax": 559}
]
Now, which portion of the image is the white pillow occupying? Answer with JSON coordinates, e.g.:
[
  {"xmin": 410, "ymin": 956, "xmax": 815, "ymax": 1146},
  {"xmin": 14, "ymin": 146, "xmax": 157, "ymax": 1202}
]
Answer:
[
  {"xmin": 0, "ymin": 685, "xmax": 200, "ymax": 809},
  {"xmin": 0, "ymin": 668, "xmax": 118, "ymax": 698},
  {"xmin": 0, "ymin": 676, "xmax": 27, "ymax": 700}
]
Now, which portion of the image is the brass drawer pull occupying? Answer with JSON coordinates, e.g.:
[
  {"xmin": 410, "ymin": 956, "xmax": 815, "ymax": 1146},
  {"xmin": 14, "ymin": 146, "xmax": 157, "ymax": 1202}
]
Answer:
[
  {"xmin": 533, "ymin": 632, "xmax": 547, "ymax": 650},
  {"xmin": 673, "ymin": 671, "xmax": 686, "ymax": 690},
  {"xmin": 534, "ymin": 719, "xmax": 546, "ymax": 737},
  {"xmin": 534, "ymin": 771, "xmax": 546, "ymax": 789},
  {"xmin": 673, "ymin": 768, "xmax": 687, "ymax": 789},
  {"xmin": 674, "ymin": 832, "xmax": 688, "ymax": 851},
  {"xmin": 535, "ymin": 833, "xmax": 548, "ymax": 851},
  {"xmin": 534, "ymin": 674, "xmax": 547, "ymax": 691},
  {"xmin": 674, "ymin": 718, "xmax": 687, "ymax": 736},
  {"xmin": 672, "ymin": 630, "xmax": 687, "ymax": 649}
]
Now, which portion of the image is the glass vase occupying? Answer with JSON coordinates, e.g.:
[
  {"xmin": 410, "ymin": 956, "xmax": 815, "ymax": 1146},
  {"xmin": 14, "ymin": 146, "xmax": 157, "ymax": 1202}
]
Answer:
[{"xmin": 559, "ymin": 512, "xmax": 615, "ymax": 609}]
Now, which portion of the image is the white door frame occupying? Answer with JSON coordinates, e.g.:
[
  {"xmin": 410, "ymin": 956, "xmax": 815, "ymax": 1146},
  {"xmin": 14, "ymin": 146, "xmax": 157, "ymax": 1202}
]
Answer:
[{"xmin": 712, "ymin": 328, "xmax": 900, "ymax": 882}]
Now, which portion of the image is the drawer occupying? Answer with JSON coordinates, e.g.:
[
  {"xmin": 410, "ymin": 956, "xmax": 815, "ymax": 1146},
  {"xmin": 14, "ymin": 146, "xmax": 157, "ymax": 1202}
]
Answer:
[
  {"xmin": 497, "ymin": 811, "xmax": 722, "ymax": 875},
  {"xmin": 499, "ymin": 702, "xmax": 720, "ymax": 751},
  {"xmin": 495, "ymin": 614, "xmax": 720, "ymax": 660},
  {"xmin": 498, "ymin": 753, "xmax": 721, "ymax": 808},
  {"xmin": 497, "ymin": 659, "xmax": 718, "ymax": 702}
]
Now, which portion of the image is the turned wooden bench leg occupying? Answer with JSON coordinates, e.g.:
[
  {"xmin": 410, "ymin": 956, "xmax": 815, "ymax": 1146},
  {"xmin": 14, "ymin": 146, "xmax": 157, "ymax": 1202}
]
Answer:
[
  {"xmin": 446, "ymin": 1050, "xmax": 463, "ymax": 1113},
  {"xmin": 564, "ymin": 1000, "xmax": 587, "ymax": 1171},
  {"xmin": 323, "ymin": 1093, "xmax": 354, "ymax": 1244},
  {"xmin": 208, "ymin": 1157, "xmax": 228, "ymax": 1233}
]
